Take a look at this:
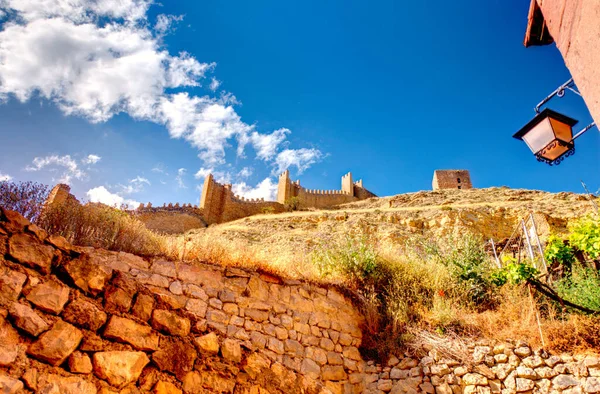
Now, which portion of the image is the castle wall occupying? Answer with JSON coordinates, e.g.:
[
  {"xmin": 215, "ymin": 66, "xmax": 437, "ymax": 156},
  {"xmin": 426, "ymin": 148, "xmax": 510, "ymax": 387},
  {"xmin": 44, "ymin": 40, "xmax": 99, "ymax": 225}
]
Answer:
[
  {"xmin": 432, "ymin": 170, "xmax": 473, "ymax": 190},
  {"xmin": 1, "ymin": 209, "xmax": 598, "ymax": 394},
  {"xmin": 201, "ymin": 175, "xmax": 285, "ymax": 225},
  {"xmin": 134, "ymin": 206, "xmax": 207, "ymax": 234},
  {"xmin": 296, "ymin": 189, "xmax": 356, "ymax": 209}
]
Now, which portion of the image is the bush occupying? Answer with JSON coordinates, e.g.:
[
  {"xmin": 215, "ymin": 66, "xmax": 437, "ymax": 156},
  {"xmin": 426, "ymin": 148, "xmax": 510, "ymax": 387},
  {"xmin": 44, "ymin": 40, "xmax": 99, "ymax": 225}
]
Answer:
[
  {"xmin": 39, "ymin": 201, "xmax": 164, "ymax": 256},
  {"xmin": 284, "ymin": 196, "xmax": 300, "ymax": 211},
  {"xmin": 544, "ymin": 234, "xmax": 576, "ymax": 267},
  {"xmin": 0, "ymin": 181, "xmax": 49, "ymax": 222},
  {"xmin": 261, "ymin": 206, "xmax": 276, "ymax": 215},
  {"xmin": 555, "ymin": 265, "xmax": 600, "ymax": 312},
  {"xmin": 568, "ymin": 215, "xmax": 600, "ymax": 261}
]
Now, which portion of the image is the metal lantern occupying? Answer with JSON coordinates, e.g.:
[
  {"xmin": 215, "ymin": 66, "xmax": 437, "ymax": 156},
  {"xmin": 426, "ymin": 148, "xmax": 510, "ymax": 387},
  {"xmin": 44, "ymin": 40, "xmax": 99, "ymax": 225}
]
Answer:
[{"xmin": 513, "ymin": 108, "xmax": 577, "ymax": 165}]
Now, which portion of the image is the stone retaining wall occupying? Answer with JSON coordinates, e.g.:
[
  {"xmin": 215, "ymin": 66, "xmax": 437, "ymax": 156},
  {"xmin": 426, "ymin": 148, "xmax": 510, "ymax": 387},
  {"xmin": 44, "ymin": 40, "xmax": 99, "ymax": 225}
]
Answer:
[{"xmin": 0, "ymin": 208, "xmax": 598, "ymax": 394}]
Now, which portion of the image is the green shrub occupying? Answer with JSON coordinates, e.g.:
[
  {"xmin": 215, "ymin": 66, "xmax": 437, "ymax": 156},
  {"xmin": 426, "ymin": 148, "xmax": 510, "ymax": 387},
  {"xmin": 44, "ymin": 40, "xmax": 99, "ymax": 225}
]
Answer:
[
  {"xmin": 312, "ymin": 235, "xmax": 380, "ymax": 283},
  {"xmin": 261, "ymin": 206, "xmax": 276, "ymax": 214},
  {"xmin": 284, "ymin": 196, "xmax": 300, "ymax": 211},
  {"xmin": 544, "ymin": 234, "xmax": 576, "ymax": 267},
  {"xmin": 555, "ymin": 265, "xmax": 600, "ymax": 311},
  {"xmin": 491, "ymin": 262, "xmax": 538, "ymax": 286},
  {"xmin": 568, "ymin": 215, "xmax": 600, "ymax": 261}
]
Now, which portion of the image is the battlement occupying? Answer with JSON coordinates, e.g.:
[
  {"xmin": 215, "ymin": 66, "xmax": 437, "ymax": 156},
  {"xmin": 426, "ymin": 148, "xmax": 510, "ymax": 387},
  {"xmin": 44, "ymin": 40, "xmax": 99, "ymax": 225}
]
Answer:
[{"xmin": 432, "ymin": 170, "xmax": 473, "ymax": 190}]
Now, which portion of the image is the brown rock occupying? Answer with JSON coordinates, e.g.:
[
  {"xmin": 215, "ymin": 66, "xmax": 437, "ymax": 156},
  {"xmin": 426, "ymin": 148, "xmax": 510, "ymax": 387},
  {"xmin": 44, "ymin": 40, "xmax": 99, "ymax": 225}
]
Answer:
[
  {"xmin": 0, "ymin": 315, "xmax": 20, "ymax": 367},
  {"xmin": 184, "ymin": 298, "xmax": 207, "ymax": 318},
  {"xmin": 182, "ymin": 371, "xmax": 203, "ymax": 393},
  {"xmin": 0, "ymin": 372, "xmax": 24, "ymax": 394},
  {"xmin": 22, "ymin": 368, "xmax": 38, "ymax": 390},
  {"xmin": 62, "ymin": 296, "xmax": 108, "ymax": 331},
  {"xmin": 25, "ymin": 280, "xmax": 69, "ymax": 314},
  {"xmin": 221, "ymin": 338, "xmax": 242, "ymax": 363},
  {"xmin": 26, "ymin": 224, "xmax": 48, "ymax": 241},
  {"xmin": 47, "ymin": 234, "xmax": 72, "ymax": 252},
  {"xmin": 93, "ymin": 351, "xmax": 150, "ymax": 388},
  {"xmin": 322, "ymin": 365, "xmax": 347, "ymax": 381},
  {"xmin": 28, "ymin": 320, "xmax": 83, "ymax": 366},
  {"xmin": 194, "ymin": 332, "xmax": 220, "ymax": 354},
  {"xmin": 69, "ymin": 351, "xmax": 93, "ymax": 374},
  {"xmin": 62, "ymin": 253, "xmax": 112, "ymax": 295},
  {"xmin": 132, "ymin": 293, "xmax": 154, "ymax": 321},
  {"xmin": 154, "ymin": 381, "xmax": 182, "ymax": 394},
  {"xmin": 152, "ymin": 340, "xmax": 197, "ymax": 379},
  {"xmin": 9, "ymin": 302, "xmax": 49, "ymax": 336},
  {"xmin": 103, "ymin": 316, "xmax": 159, "ymax": 351},
  {"xmin": 151, "ymin": 310, "xmax": 191, "ymax": 337},
  {"xmin": 1, "ymin": 208, "xmax": 31, "ymax": 233},
  {"xmin": 104, "ymin": 286, "xmax": 133, "ymax": 313},
  {"xmin": 8, "ymin": 232, "xmax": 54, "ymax": 274},
  {"xmin": 0, "ymin": 267, "xmax": 27, "ymax": 305}
]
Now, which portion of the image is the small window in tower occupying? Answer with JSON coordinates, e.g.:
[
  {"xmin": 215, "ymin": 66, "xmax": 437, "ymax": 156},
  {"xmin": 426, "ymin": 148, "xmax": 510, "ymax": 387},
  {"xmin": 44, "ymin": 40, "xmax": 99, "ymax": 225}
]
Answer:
[
  {"xmin": 458, "ymin": 185, "xmax": 462, "ymax": 189},
  {"xmin": 457, "ymin": 178, "xmax": 461, "ymax": 183}
]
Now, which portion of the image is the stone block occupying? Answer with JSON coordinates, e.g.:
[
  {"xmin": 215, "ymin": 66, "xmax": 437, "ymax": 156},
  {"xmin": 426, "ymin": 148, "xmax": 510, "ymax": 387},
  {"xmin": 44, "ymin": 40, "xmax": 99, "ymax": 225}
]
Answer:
[
  {"xmin": 104, "ymin": 286, "xmax": 133, "ymax": 313},
  {"xmin": 63, "ymin": 253, "xmax": 113, "ymax": 295},
  {"xmin": 37, "ymin": 373, "xmax": 97, "ymax": 394},
  {"xmin": 93, "ymin": 351, "xmax": 149, "ymax": 388},
  {"xmin": 9, "ymin": 302, "xmax": 49, "ymax": 336},
  {"xmin": 26, "ymin": 280, "xmax": 69, "ymax": 314},
  {"xmin": 0, "ymin": 268, "xmax": 27, "ymax": 304},
  {"xmin": 28, "ymin": 320, "xmax": 83, "ymax": 366},
  {"xmin": 68, "ymin": 351, "xmax": 93, "ymax": 374},
  {"xmin": 152, "ymin": 310, "xmax": 191, "ymax": 337},
  {"xmin": 62, "ymin": 296, "xmax": 107, "ymax": 331},
  {"xmin": 221, "ymin": 338, "xmax": 242, "ymax": 363},
  {"xmin": 194, "ymin": 332, "xmax": 220, "ymax": 354},
  {"xmin": 322, "ymin": 365, "xmax": 347, "ymax": 381},
  {"xmin": 8, "ymin": 232, "xmax": 54, "ymax": 274},
  {"xmin": 185, "ymin": 298, "xmax": 208, "ymax": 318},
  {"xmin": 132, "ymin": 293, "xmax": 154, "ymax": 321},
  {"xmin": 154, "ymin": 381, "xmax": 182, "ymax": 394},
  {"xmin": 0, "ymin": 372, "xmax": 24, "ymax": 394},
  {"xmin": 103, "ymin": 316, "xmax": 159, "ymax": 351},
  {"xmin": 0, "ymin": 315, "xmax": 19, "ymax": 367}
]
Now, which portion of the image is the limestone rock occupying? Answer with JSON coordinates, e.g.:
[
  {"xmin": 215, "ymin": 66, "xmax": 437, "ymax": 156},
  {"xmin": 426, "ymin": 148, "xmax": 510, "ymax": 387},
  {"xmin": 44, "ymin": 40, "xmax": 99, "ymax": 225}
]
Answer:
[
  {"xmin": 63, "ymin": 253, "xmax": 112, "ymax": 295},
  {"xmin": 37, "ymin": 373, "xmax": 98, "ymax": 394},
  {"xmin": 0, "ymin": 268, "xmax": 27, "ymax": 304},
  {"xmin": 516, "ymin": 378, "xmax": 535, "ymax": 392},
  {"xmin": 154, "ymin": 381, "xmax": 182, "ymax": 394},
  {"xmin": 463, "ymin": 373, "xmax": 488, "ymax": 386},
  {"xmin": 69, "ymin": 351, "xmax": 93, "ymax": 374},
  {"xmin": 9, "ymin": 302, "xmax": 49, "ymax": 336},
  {"xmin": 1, "ymin": 208, "xmax": 31, "ymax": 233},
  {"xmin": 25, "ymin": 280, "xmax": 69, "ymax": 314},
  {"xmin": 514, "ymin": 347, "xmax": 531, "ymax": 357},
  {"xmin": 0, "ymin": 315, "xmax": 20, "ymax": 366},
  {"xmin": 322, "ymin": 365, "xmax": 347, "ymax": 381},
  {"xmin": 132, "ymin": 293, "xmax": 154, "ymax": 321},
  {"xmin": 194, "ymin": 332, "xmax": 220, "ymax": 354},
  {"xmin": 8, "ymin": 232, "xmax": 55, "ymax": 274},
  {"xmin": 184, "ymin": 298, "xmax": 207, "ymax": 318},
  {"xmin": 244, "ymin": 353, "xmax": 271, "ymax": 379},
  {"xmin": 103, "ymin": 315, "xmax": 159, "ymax": 350},
  {"xmin": 221, "ymin": 338, "xmax": 242, "ymax": 363},
  {"xmin": 0, "ymin": 372, "xmax": 24, "ymax": 394},
  {"xmin": 585, "ymin": 377, "xmax": 600, "ymax": 393},
  {"xmin": 104, "ymin": 286, "xmax": 133, "ymax": 313},
  {"xmin": 28, "ymin": 320, "xmax": 83, "ymax": 366},
  {"xmin": 152, "ymin": 340, "xmax": 197, "ymax": 379},
  {"xmin": 182, "ymin": 371, "xmax": 203, "ymax": 393},
  {"xmin": 301, "ymin": 358, "xmax": 321, "ymax": 380},
  {"xmin": 93, "ymin": 351, "xmax": 150, "ymax": 388},
  {"xmin": 62, "ymin": 296, "xmax": 108, "ymax": 331},
  {"xmin": 151, "ymin": 309, "xmax": 191, "ymax": 337},
  {"xmin": 553, "ymin": 374, "xmax": 580, "ymax": 390}
]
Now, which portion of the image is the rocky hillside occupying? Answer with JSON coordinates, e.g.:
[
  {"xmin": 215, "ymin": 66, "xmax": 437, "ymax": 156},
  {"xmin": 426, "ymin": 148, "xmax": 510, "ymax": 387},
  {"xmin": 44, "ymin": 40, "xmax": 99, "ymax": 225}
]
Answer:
[
  {"xmin": 2, "ymin": 206, "xmax": 600, "ymax": 394},
  {"xmin": 190, "ymin": 187, "xmax": 597, "ymax": 262}
]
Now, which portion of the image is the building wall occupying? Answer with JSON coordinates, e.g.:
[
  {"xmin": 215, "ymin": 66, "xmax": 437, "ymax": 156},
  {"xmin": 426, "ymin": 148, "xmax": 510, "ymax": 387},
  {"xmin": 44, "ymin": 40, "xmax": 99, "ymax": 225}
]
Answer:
[
  {"xmin": 432, "ymin": 170, "xmax": 473, "ymax": 190},
  {"xmin": 200, "ymin": 174, "xmax": 285, "ymax": 225},
  {"xmin": 135, "ymin": 206, "xmax": 207, "ymax": 234},
  {"xmin": 535, "ymin": 0, "xmax": 600, "ymax": 125}
]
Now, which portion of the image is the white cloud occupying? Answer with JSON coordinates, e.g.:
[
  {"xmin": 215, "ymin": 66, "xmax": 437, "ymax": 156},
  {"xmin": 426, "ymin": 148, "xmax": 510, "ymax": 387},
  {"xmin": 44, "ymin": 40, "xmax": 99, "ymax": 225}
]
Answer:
[
  {"xmin": 194, "ymin": 167, "xmax": 213, "ymax": 179},
  {"xmin": 273, "ymin": 148, "xmax": 324, "ymax": 175},
  {"xmin": 240, "ymin": 128, "xmax": 290, "ymax": 161},
  {"xmin": 0, "ymin": 0, "xmax": 324, "ymax": 174},
  {"xmin": 151, "ymin": 164, "xmax": 168, "ymax": 175},
  {"xmin": 209, "ymin": 77, "xmax": 220, "ymax": 91},
  {"xmin": 176, "ymin": 168, "xmax": 187, "ymax": 189},
  {"xmin": 232, "ymin": 177, "xmax": 278, "ymax": 201},
  {"xmin": 154, "ymin": 14, "xmax": 184, "ymax": 35},
  {"xmin": 82, "ymin": 154, "xmax": 101, "ymax": 164},
  {"xmin": 120, "ymin": 175, "xmax": 150, "ymax": 194},
  {"xmin": 0, "ymin": 171, "xmax": 12, "ymax": 181},
  {"xmin": 87, "ymin": 186, "xmax": 140, "ymax": 209},
  {"xmin": 238, "ymin": 167, "xmax": 253, "ymax": 178},
  {"xmin": 25, "ymin": 154, "xmax": 86, "ymax": 184},
  {"xmin": 193, "ymin": 167, "xmax": 232, "ymax": 184}
]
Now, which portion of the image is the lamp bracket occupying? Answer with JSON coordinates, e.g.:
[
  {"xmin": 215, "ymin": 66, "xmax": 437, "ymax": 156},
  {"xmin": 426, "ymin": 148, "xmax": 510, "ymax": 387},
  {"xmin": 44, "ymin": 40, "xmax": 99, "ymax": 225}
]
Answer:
[{"xmin": 535, "ymin": 78, "xmax": 581, "ymax": 113}]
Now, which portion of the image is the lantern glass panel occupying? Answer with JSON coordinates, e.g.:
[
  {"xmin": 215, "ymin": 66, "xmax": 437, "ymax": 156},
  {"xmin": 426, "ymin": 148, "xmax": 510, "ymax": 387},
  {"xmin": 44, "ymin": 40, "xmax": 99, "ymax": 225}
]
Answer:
[
  {"xmin": 521, "ymin": 117, "xmax": 555, "ymax": 153},
  {"xmin": 549, "ymin": 118, "xmax": 574, "ymax": 143}
]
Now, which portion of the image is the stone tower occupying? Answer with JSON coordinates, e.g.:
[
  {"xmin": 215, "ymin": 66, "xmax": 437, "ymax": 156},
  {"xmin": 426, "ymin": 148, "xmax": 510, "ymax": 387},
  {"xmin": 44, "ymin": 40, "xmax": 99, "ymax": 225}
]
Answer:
[{"xmin": 432, "ymin": 170, "xmax": 472, "ymax": 190}]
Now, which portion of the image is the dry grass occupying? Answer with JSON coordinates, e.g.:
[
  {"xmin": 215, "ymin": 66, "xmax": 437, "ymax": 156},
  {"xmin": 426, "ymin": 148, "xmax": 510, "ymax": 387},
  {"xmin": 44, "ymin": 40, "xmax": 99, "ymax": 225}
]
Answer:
[{"xmin": 38, "ymin": 200, "xmax": 600, "ymax": 356}]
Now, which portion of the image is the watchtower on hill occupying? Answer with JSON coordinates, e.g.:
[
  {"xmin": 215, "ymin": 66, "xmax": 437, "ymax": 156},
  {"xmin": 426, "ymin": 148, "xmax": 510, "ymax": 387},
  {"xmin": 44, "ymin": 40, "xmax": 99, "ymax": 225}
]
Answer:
[{"xmin": 432, "ymin": 170, "xmax": 472, "ymax": 190}]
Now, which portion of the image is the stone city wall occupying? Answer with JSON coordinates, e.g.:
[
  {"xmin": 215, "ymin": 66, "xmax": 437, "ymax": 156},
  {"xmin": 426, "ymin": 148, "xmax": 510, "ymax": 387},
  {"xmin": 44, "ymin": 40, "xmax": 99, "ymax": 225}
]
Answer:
[
  {"xmin": 200, "ymin": 174, "xmax": 285, "ymax": 225},
  {"xmin": 1, "ymin": 208, "xmax": 599, "ymax": 394},
  {"xmin": 277, "ymin": 171, "xmax": 376, "ymax": 210},
  {"xmin": 134, "ymin": 205, "xmax": 207, "ymax": 234},
  {"xmin": 432, "ymin": 170, "xmax": 473, "ymax": 191}
]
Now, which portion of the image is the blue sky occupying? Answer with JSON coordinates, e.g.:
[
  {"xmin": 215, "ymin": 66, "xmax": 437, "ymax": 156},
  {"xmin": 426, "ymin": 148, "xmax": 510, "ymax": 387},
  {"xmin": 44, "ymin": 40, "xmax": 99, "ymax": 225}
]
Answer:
[{"xmin": 0, "ymin": 0, "xmax": 598, "ymax": 208}]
